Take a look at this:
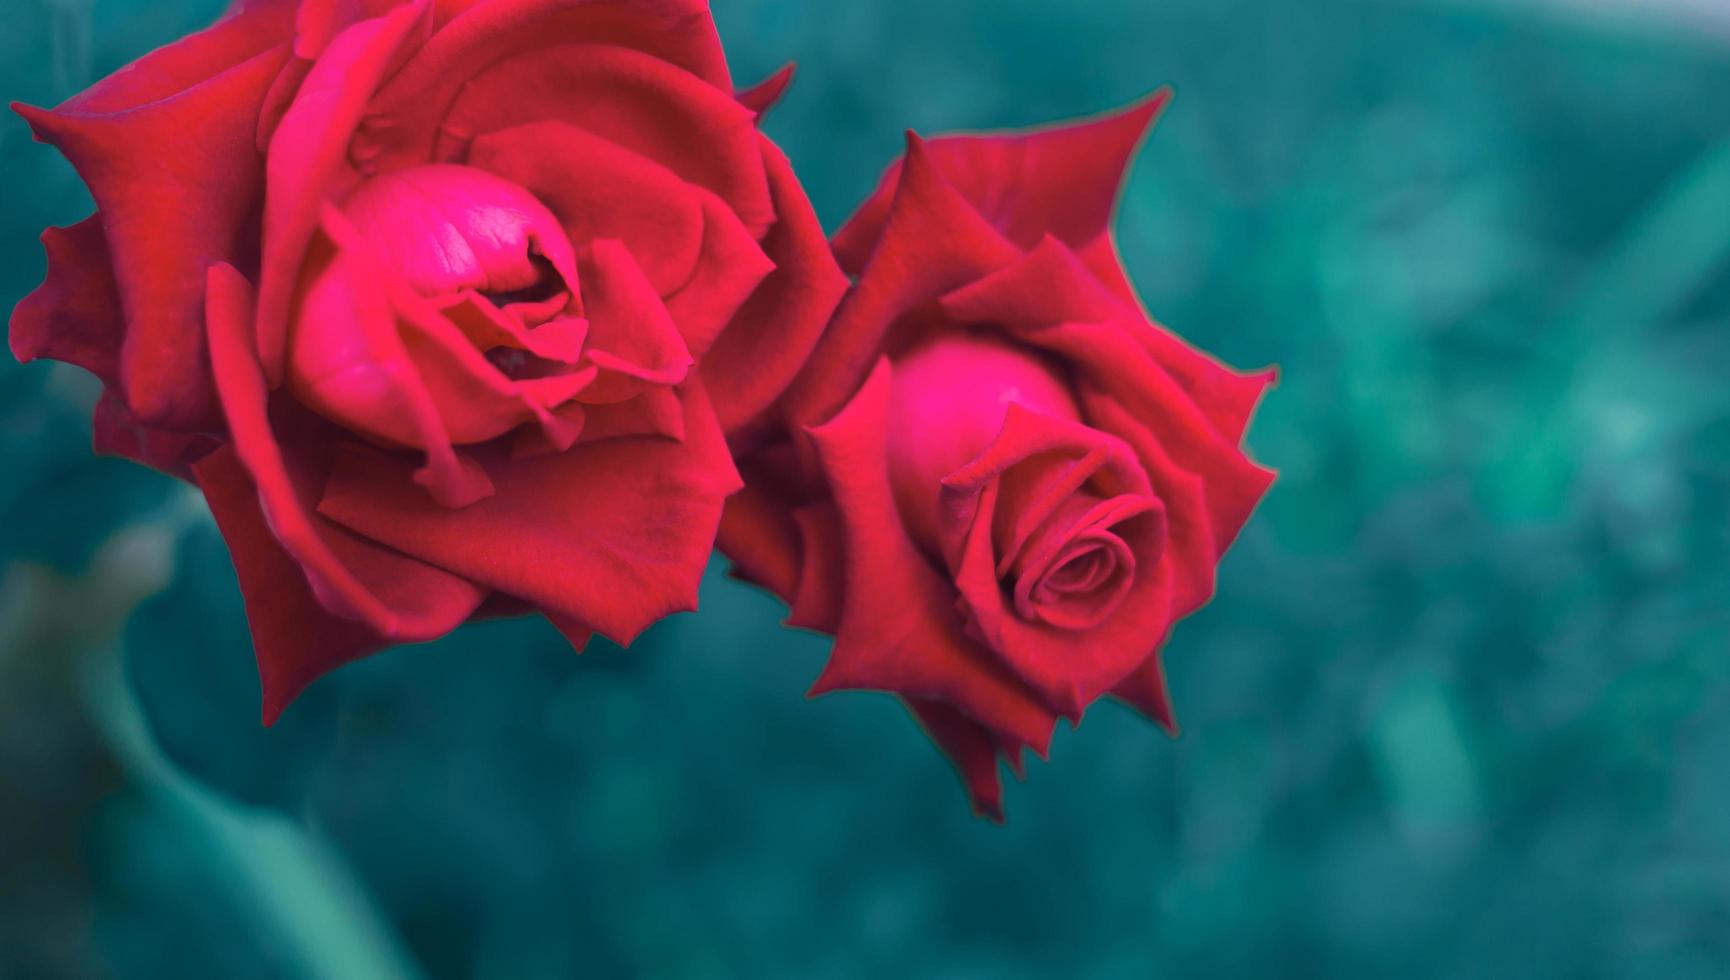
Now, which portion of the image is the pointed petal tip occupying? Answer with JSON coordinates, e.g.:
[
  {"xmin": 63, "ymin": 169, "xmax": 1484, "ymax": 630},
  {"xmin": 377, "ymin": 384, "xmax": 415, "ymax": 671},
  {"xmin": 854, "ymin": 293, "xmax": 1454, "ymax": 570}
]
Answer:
[
  {"xmin": 259, "ymin": 677, "xmax": 300, "ymax": 728},
  {"xmin": 973, "ymin": 799, "xmax": 1007, "ymax": 824},
  {"xmin": 737, "ymin": 62, "xmax": 797, "ymax": 118},
  {"xmin": 11, "ymin": 101, "xmax": 60, "ymax": 142},
  {"xmin": 805, "ymin": 670, "xmax": 841, "ymax": 699},
  {"xmin": 1111, "ymin": 86, "xmax": 1174, "ymax": 136}
]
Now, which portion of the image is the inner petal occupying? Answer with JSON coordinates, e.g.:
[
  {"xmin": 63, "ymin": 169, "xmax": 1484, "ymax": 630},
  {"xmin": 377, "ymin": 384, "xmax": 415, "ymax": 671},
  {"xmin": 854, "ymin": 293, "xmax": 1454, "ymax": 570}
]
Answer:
[
  {"xmin": 1042, "ymin": 543, "xmax": 1114, "ymax": 595},
  {"xmin": 339, "ymin": 163, "xmax": 578, "ymax": 301},
  {"xmin": 1015, "ymin": 526, "xmax": 1137, "ymax": 631},
  {"xmin": 885, "ymin": 330, "xmax": 1078, "ymax": 553}
]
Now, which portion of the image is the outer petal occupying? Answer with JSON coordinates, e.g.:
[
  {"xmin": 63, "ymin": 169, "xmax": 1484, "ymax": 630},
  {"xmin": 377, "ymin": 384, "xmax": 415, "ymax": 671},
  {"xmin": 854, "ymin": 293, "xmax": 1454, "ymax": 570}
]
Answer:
[
  {"xmin": 784, "ymin": 134, "xmax": 1021, "ymax": 431},
  {"xmin": 831, "ymin": 91, "xmax": 1171, "ymax": 273},
  {"xmin": 717, "ymin": 436, "xmax": 824, "ymax": 601},
  {"xmin": 14, "ymin": 45, "xmax": 290, "ymax": 427},
  {"xmin": 93, "ymin": 390, "xmax": 217, "ymax": 481},
  {"xmin": 736, "ymin": 64, "xmax": 795, "ymax": 119},
  {"xmin": 906, "ymin": 697, "xmax": 1007, "ymax": 823},
  {"xmin": 785, "ymin": 503, "xmax": 845, "ymax": 634},
  {"xmin": 194, "ymin": 446, "xmax": 484, "ymax": 724},
  {"xmin": 429, "ymin": 43, "xmax": 772, "ymax": 238},
  {"xmin": 698, "ymin": 135, "xmax": 850, "ymax": 435},
  {"xmin": 357, "ymin": 0, "xmax": 736, "ymax": 172},
  {"xmin": 1081, "ymin": 391, "xmax": 1225, "ymax": 620},
  {"xmin": 717, "ymin": 482, "xmax": 801, "ymax": 600},
  {"xmin": 295, "ymin": 0, "xmax": 420, "ymax": 58},
  {"xmin": 10, "ymin": 217, "xmax": 123, "ymax": 388},
  {"xmin": 255, "ymin": 0, "xmax": 431, "ymax": 384},
  {"xmin": 942, "ymin": 236, "xmax": 1274, "ymax": 446},
  {"xmin": 316, "ymin": 382, "xmax": 741, "ymax": 646},
  {"xmin": 804, "ymin": 359, "xmax": 1058, "ymax": 755},
  {"xmin": 1111, "ymin": 652, "xmax": 1180, "ymax": 737},
  {"xmin": 203, "ymin": 263, "xmax": 485, "ymax": 720},
  {"xmin": 941, "ymin": 239, "xmax": 1275, "ymax": 553},
  {"xmin": 66, "ymin": 0, "xmax": 294, "ymax": 114}
]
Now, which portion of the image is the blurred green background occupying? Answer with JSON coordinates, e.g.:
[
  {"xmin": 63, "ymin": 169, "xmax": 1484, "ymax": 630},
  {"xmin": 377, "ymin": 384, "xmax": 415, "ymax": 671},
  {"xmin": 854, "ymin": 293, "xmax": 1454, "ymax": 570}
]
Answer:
[{"xmin": 4, "ymin": 0, "xmax": 1730, "ymax": 976}]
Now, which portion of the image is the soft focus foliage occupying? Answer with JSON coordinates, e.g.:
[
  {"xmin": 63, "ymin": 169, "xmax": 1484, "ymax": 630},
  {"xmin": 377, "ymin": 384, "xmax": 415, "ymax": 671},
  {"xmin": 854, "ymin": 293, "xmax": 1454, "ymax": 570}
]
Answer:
[{"xmin": 3, "ymin": 0, "xmax": 1728, "ymax": 977}]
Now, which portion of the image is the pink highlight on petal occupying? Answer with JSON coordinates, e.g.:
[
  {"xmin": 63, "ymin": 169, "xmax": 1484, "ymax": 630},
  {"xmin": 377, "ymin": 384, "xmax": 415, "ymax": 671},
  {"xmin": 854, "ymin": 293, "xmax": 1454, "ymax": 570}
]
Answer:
[
  {"xmin": 339, "ymin": 164, "xmax": 579, "ymax": 301},
  {"xmin": 885, "ymin": 330, "xmax": 1078, "ymax": 553}
]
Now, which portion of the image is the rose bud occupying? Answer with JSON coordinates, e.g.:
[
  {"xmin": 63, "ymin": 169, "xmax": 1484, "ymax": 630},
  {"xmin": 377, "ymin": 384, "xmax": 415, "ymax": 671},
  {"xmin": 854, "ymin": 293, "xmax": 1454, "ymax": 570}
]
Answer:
[
  {"xmin": 10, "ymin": 0, "xmax": 847, "ymax": 722},
  {"xmin": 720, "ymin": 92, "xmax": 1275, "ymax": 820}
]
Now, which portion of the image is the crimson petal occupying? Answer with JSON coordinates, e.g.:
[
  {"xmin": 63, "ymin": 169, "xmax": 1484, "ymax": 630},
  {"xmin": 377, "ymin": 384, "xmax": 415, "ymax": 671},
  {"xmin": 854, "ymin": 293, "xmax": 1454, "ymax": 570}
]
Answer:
[
  {"xmin": 14, "ymin": 45, "xmax": 289, "ymax": 428},
  {"xmin": 786, "ymin": 133, "xmax": 1021, "ymax": 431},
  {"xmin": 804, "ymin": 359, "xmax": 1059, "ymax": 755},
  {"xmin": 358, "ymin": 0, "xmax": 735, "ymax": 171},
  {"xmin": 698, "ymin": 135, "xmax": 849, "ymax": 435},
  {"xmin": 317, "ymin": 382, "xmax": 741, "ymax": 646},
  {"xmin": 255, "ymin": 0, "xmax": 431, "ymax": 384},
  {"xmin": 203, "ymin": 263, "xmax": 485, "ymax": 719},
  {"xmin": 832, "ymin": 91, "xmax": 1171, "ymax": 273}
]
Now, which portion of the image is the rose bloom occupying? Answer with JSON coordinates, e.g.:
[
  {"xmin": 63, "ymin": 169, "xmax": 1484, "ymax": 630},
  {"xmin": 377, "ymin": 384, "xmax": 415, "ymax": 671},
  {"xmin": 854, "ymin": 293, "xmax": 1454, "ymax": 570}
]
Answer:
[
  {"xmin": 11, "ymin": 0, "xmax": 846, "ymax": 721},
  {"xmin": 720, "ymin": 93, "xmax": 1275, "ymax": 819}
]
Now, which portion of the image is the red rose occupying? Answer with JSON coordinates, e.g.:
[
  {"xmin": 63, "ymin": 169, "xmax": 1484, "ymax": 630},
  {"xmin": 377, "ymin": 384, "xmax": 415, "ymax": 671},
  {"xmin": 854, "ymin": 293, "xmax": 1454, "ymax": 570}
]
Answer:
[
  {"xmin": 719, "ymin": 93, "xmax": 1275, "ymax": 820},
  {"xmin": 11, "ymin": 0, "xmax": 847, "ymax": 721}
]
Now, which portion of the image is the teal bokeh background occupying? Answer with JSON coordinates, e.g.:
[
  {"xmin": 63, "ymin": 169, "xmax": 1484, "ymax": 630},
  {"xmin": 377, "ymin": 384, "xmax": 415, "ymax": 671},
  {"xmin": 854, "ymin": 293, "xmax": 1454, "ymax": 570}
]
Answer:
[{"xmin": 4, "ymin": 0, "xmax": 1730, "ymax": 976}]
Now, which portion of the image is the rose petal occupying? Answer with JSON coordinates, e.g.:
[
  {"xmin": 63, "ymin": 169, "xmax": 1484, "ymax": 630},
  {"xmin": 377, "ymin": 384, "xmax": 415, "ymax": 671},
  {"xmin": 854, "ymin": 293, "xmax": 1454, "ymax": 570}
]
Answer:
[
  {"xmin": 942, "ymin": 235, "xmax": 1275, "ymax": 446},
  {"xmin": 938, "ymin": 238, "xmax": 1273, "ymax": 553},
  {"xmin": 316, "ymin": 381, "xmax": 741, "ymax": 646},
  {"xmin": 938, "ymin": 402, "xmax": 1150, "ymax": 571},
  {"xmin": 338, "ymin": 163, "xmax": 580, "ymax": 300},
  {"xmin": 578, "ymin": 239, "xmax": 695, "ymax": 403},
  {"xmin": 203, "ymin": 262, "xmax": 486, "ymax": 720},
  {"xmin": 661, "ymin": 189, "xmax": 777, "ymax": 361},
  {"xmin": 357, "ymin": 0, "xmax": 735, "ymax": 172},
  {"xmin": 785, "ymin": 133, "xmax": 1021, "ymax": 431},
  {"xmin": 440, "ymin": 44, "xmax": 771, "ymax": 236},
  {"xmin": 717, "ymin": 480, "xmax": 802, "ymax": 601},
  {"xmin": 194, "ymin": 444, "xmax": 485, "ymax": 725},
  {"xmin": 1010, "ymin": 495, "xmax": 1154, "ymax": 632},
  {"xmin": 438, "ymin": 292, "xmax": 588, "ymax": 365},
  {"xmin": 831, "ymin": 91, "xmax": 1171, "ymax": 273},
  {"xmin": 905, "ymin": 697, "xmax": 1007, "ymax": 823},
  {"xmin": 885, "ymin": 331, "xmax": 1080, "ymax": 553},
  {"xmin": 295, "ymin": 0, "xmax": 420, "ymax": 59},
  {"xmin": 1081, "ymin": 391, "xmax": 1226, "ymax": 618},
  {"xmin": 255, "ymin": 0, "xmax": 431, "ymax": 385},
  {"xmin": 697, "ymin": 135, "xmax": 850, "ymax": 435},
  {"xmin": 304, "ymin": 205, "xmax": 591, "ymax": 485},
  {"xmin": 576, "ymin": 385, "xmax": 687, "ymax": 444},
  {"xmin": 803, "ymin": 359, "xmax": 1058, "ymax": 755},
  {"xmin": 13, "ymin": 45, "xmax": 289, "ymax": 428},
  {"xmin": 1111, "ymin": 652, "xmax": 1180, "ymax": 737},
  {"xmin": 63, "ymin": 0, "xmax": 294, "ymax": 114},
  {"xmin": 787, "ymin": 502, "xmax": 844, "ymax": 633},
  {"xmin": 468, "ymin": 121, "xmax": 706, "ymax": 297},
  {"xmin": 736, "ymin": 63, "xmax": 795, "ymax": 119},
  {"xmin": 10, "ymin": 217, "xmax": 123, "ymax": 388},
  {"xmin": 292, "ymin": 209, "xmax": 549, "ymax": 506},
  {"xmin": 937, "ymin": 404, "xmax": 1170, "ymax": 716},
  {"xmin": 93, "ymin": 389, "xmax": 217, "ymax": 482}
]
